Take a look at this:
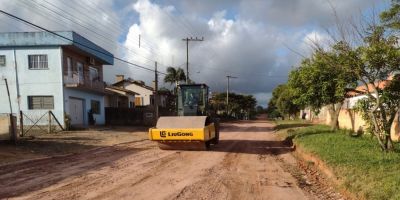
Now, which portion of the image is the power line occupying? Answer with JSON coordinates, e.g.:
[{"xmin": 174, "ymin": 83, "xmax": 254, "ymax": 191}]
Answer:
[
  {"xmin": 54, "ymin": 0, "xmax": 171, "ymax": 72},
  {"xmin": 159, "ymin": 1, "xmax": 221, "ymax": 76},
  {"xmin": 182, "ymin": 37, "xmax": 204, "ymax": 83},
  {"xmin": 50, "ymin": 0, "xmax": 165, "ymax": 56},
  {"xmin": 0, "ymin": 9, "xmax": 167, "ymax": 75},
  {"xmin": 166, "ymin": 1, "xmax": 219, "ymax": 55},
  {"xmin": 85, "ymin": 0, "xmax": 160, "ymax": 49},
  {"xmin": 17, "ymin": 0, "xmax": 165, "ymax": 69}
]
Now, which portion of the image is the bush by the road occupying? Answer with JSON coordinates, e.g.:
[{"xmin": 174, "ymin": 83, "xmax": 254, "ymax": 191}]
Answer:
[{"xmin": 276, "ymin": 121, "xmax": 400, "ymax": 200}]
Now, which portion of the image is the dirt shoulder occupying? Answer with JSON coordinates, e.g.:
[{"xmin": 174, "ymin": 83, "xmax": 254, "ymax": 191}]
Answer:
[{"xmin": 0, "ymin": 126, "xmax": 149, "ymax": 166}]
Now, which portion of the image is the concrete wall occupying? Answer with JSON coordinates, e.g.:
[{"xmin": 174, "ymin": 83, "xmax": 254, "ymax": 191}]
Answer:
[
  {"xmin": 325, "ymin": 107, "xmax": 400, "ymax": 142},
  {"xmin": 0, "ymin": 115, "xmax": 10, "ymax": 140},
  {"xmin": 326, "ymin": 109, "xmax": 367, "ymax": 132},
  {"xmin": 0, "ymin": 47, "xmax": 64, "ymax": 125},
  {"xmin": 391, "ymin": 112, "xmax": 400, "ymax": 142},
  {"xmin": 63, "ymin": 88, "xmax": 105, "ymax": 125}
]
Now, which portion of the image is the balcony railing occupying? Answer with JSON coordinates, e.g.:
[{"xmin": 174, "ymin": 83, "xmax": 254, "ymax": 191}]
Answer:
[{"xmin": 64, "ymin": 72, "xmax": 104, "ymax": 93}]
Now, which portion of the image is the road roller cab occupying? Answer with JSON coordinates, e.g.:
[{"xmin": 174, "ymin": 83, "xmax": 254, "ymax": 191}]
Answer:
[{"xmin": 149, "ymin": 84, "xmax": 220, "ymax": 150}]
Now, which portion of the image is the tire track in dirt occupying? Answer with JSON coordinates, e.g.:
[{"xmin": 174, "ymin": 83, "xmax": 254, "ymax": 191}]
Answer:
[
  {"xmin": 171, "ymin": 122, "xmax": 310, "ymax": 200},
  {"xmin": 0, "ymin": 140, "xmax": 161, "ymax": 199},
  {"xmin": 1, "ymin": 120, "xmax": 340, "ymax": 200}
]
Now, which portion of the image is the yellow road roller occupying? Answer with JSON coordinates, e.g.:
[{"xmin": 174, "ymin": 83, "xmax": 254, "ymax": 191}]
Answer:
[{"xmin": 149, "ymin": 84, "xmax": 219, "ymax": 150}]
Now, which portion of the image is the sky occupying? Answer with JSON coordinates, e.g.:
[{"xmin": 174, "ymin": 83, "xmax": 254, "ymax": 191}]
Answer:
[{"xmin": 0, "ymin": 0, "xmax": 390, "ymax": 107}]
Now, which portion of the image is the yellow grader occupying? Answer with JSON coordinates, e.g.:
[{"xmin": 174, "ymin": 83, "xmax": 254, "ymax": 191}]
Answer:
[{"xmin": 149, "ymin": 84, "xmax": 219, "ymax": 150}]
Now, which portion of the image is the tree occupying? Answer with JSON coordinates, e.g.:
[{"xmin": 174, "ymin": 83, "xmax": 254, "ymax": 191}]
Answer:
[
  {"xmin": 164, "ymin": 67, "xmax": 186, "ymax": 92},
  {"xmin": 267, "ymin": 85, "xmax": 285, "ymax": 119},
  {"xmin": 266, "ymin": 100, "xmax": 282, "ymax": 119},
  {"xmin": 255, "ymin": 106, "xmax": 265, "ymax": 114},
  {"xmin": 350, "ymin": 26, "xmax": 400, "ymax": 151},
  {"xmin": 210, "ymin": 92, "xmax": 257, "ymax": 119},
  {"xmin": 288, "ymin": 44, "xmax": 357, "ymax": 130},
  {"xmin": 380, "ymin": 0, "xmax": 400, "ymax": 30},
  {"xmin": 275, "ymin": 84, "xmax": 300, "ymax": 119},
  {"xmin": 267, "ymin": 84, "xmax": 300, "ymax": 119}
]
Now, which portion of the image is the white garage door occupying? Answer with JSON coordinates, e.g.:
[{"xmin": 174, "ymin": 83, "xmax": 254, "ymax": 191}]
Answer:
[{"xmin": 69, "ymin": 98, "xmax": 84, "ymax": 125}]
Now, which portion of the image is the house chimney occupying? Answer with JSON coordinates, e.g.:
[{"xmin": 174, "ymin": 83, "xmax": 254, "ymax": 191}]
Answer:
[{"xmin": 115, "ymin": 75, "xmax": 124, "ymax": 83}]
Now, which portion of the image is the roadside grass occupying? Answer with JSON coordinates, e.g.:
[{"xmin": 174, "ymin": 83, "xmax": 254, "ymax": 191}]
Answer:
[
  {"xmin": 275, "ymin": 120, "xmax": 400, "ymax": 200},
  {"xmin": 273, "ymin": 119, "xmax": 312, "ymax": 130}
]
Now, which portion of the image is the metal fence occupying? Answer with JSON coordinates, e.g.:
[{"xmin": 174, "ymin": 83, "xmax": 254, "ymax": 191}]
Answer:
[{"xmin": 20, "ymin": 110, "xmax": 64, "ymax": 137}]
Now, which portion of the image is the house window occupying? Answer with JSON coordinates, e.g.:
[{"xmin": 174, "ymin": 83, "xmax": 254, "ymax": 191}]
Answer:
[
  {"xmin": 89, "ymin": 67, "xmax": 99, "ymax": 82},
  {"xmin": 77, "ymin": 62, "xmax": 84, "ymax": 84},
  {"xmin": 28, "ymin": 96, "xmax": 54, "ymax": 110},
  {"xmin": 129, "ymin": 101, "xmax": 134, "ymax": 108},
  {"xmin": 135, "ymin": 97, "xmax": 142, "ymax": 106},
  {"xmin": 0, "ymin": 55, "xmax": 6, "ymax": 66},
  {"xmin": 66, "ymin": 57, "xmax": 72, "ymax": 77},
  {"xmin": 91, "ymin": 100, "xmax": 100, "ymax": 114},
  {"xmin": 28, "ymin": 55, "xmax": 48, "ymax": 69}
]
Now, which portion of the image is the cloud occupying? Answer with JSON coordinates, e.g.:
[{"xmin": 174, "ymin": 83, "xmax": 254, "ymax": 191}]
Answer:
[
  {"xmin": 120, "ymin": 0, "xmax": 387, "ymax": 107},
  {"xmin": 0, "ymin": 0, "xmax": 135, "ymax": 83},
  {"xmin": 122, "ymin": 0, "xmax": 299, "ymax": 106},
  {"xmin": 0, "ymin": 0, "xmax": 121, "ymax": 53},
  {"xmin": 238, "ymin": 0, "xmax": 383, "ymax": 27},
  {"xmin": 0, "ymin": 0, "xmax": 387, "ymax": 107}
]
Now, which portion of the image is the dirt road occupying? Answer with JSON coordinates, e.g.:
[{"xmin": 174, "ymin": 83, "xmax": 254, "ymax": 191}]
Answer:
[{"xmin": 0, "ymin": 121, "xmax": 317, "ymax": 200}]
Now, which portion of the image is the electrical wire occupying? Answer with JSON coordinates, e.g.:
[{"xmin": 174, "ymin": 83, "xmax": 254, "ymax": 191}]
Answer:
[
  {"xmin": 17, "ymin": 0, "xmax": 165, "ymax": 69},
  {"xmin": 0, "ymin": 9, "xmax": 167, "ymax": 75}
]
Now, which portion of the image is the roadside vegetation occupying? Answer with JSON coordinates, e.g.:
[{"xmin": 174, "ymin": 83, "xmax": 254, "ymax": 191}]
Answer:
[
  {"xmin": 210, "ymin": 92, "xmax": 257, "ymax": 120},
  {"xmin": 276, "ymin": 120, "xmax": 400, "ymax": 200},
  {"xmin": 268, "ymin": 1, "xmax": 400, "ymax": 151}
]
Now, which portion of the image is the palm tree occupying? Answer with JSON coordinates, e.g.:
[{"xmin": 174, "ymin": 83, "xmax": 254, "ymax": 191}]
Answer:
[{"xmin": 164, "ymin": 67, "xmax": 186, "ymax": 90}]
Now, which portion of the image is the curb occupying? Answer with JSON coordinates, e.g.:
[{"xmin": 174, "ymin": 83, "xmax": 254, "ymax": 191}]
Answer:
[{"xmin": 293, "ymin": 144, "xmax": 358, "ymax": 200}]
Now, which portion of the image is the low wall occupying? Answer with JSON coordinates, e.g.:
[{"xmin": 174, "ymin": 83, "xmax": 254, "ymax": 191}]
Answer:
[
  {"xmin": 325, "ymin": 109, "xmax": 369, "ymax": 133},
  {"xmin": 337, "ymin": 109, "xmax": 366, "ymax": 133},
  {"xmin": 0, "ymin": 114, "xmax": 17, "ymax": 141},
  {"xmin": 325, "ymin": 108, "xmax": 400, "ymax": 142},
  {"xmin": 391, "ymin": 113, "xmax": 400, "ymax": 142},
  {"xmin": 0, "ymin": 115, "xmax": 9, "ymax": 140}
]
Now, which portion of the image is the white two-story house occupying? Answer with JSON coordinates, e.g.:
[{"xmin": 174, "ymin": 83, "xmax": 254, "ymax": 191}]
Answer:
[
  {"xmin": 112, "ymin": 75, "xmax": 155, "ymax": 106},
  {"xmin": 0, "ymin": 31, "xmax": 113, "ymax": 127}
]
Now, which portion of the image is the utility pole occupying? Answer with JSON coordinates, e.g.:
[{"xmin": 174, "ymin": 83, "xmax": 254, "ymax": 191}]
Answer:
[
  {"xmin": 182, "ymin": 37, "xmax": 203, "ymax": 84},
  {"xmin": 4, "ymin": 78, "xmax": 16, "ymax": 142},
  {"xmin": 4, "ymin": 78, "xmax": 12, "ymax": 114},
  {"xmin": 13, "ymin": 48, "xmax": 22, "ymax": 137},
  {"xmin": 226, "ymin": 75, "xmax": 237, "ymax": 116},
  {"xmin": 154, "ymin": 61, "xmax": 159, "ymax": 120}
]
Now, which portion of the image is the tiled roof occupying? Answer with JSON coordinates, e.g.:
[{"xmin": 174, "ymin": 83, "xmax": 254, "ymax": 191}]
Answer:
[{"xmin": 106, "ymin": 86, "xmax": 138, "ymax": 95}]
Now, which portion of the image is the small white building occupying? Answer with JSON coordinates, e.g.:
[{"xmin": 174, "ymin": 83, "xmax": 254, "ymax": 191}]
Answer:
[
  {"xmin": 112, "ymin": 75, "xmax": 155, "ymax": 106},
  {"xmin": 0, "ymin": 31, "xmax": 113, "ymax": 127},
  {"xmin": 104, "ymin": 86, "xmax": 137, "ymax": 108}
]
